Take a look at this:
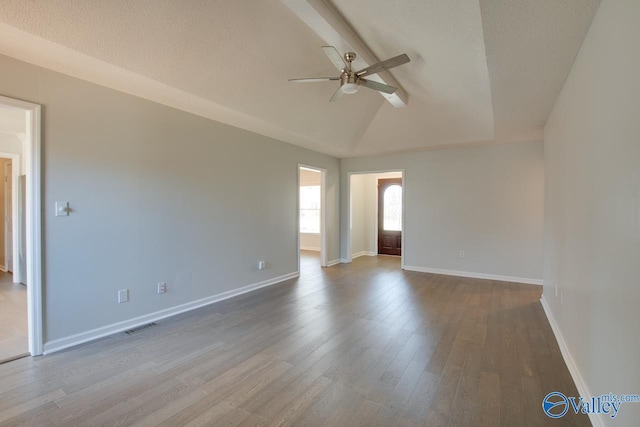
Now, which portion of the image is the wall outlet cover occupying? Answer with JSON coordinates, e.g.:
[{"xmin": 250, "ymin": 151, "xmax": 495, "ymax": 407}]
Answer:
[{"xmin": 118, "ymin": 289, "xmax": 129, "ymax": 303}]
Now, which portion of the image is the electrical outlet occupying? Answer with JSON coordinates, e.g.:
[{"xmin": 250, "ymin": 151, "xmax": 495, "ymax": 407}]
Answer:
[
  {"xmin": 157, "ymin": 282, "xmax": 167, "ymax": 294},
  {"xmin": 458, "ymin": 250, "xmax": 465, "ymax": 258},
  {"xmin": 258, "ymin": 260, "xmax": 265, "ymax": 270},
  {"xmin": 118, "ymin": 289, "xmax": 129, "ymax": 304}
]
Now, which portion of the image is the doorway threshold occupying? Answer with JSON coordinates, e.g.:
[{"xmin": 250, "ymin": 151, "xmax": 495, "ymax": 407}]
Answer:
[{"xmin": 0, "ymin": 352, "xmax": 29, "ymax": 365}]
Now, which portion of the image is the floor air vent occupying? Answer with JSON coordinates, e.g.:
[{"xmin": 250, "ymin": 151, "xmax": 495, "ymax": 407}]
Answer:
[{"xmin": 124, "ymin": 322, "xmax": 158, "ymax": 335}]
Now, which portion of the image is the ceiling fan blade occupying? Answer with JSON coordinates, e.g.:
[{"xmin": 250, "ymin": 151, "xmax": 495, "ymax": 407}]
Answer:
[
  {"xmin": 322, "ymin": 46, "xmax": 347, "ymax": 71},
  {"xmin": 358, "ymin": 78, "xmax": 397, "ymax": 94},
  {"xmin": 355, "ymin": 53, "xmax": 410, "ymax": 77},
  {"xmin": 329, "ymin": 86, "xmax": 344, "ymax": 102},
  {"xmin": 289, "ymin": 77, "xmax": 340, "ymax": 83}
]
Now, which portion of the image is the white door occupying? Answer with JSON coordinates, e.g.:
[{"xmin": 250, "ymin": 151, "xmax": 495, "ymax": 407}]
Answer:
[{"xmin": 5, "ymin": 162, "xmax": 12, "ymax": 273}]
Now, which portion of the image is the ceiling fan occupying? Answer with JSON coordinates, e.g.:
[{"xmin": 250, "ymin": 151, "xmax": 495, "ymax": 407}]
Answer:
[{"xmin": 289, "ymin": 46, "xmax": 410, "ymax": 102}]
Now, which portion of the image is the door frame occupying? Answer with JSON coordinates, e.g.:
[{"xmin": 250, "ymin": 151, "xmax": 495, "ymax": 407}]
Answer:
[
  {"xmin": 0, "ymin": 95, "xmax": 43, "ymax": 356},
  {"xmin": 346, "ymin": 169, "xmax": 405, "ymax": 269},
  {"xmin": 0, "ymin": 153, "xmax": 21, "ymax": 277},
  {"xmin": 297, "ymin": 164, "xmax": 327, "ymax": 270}
]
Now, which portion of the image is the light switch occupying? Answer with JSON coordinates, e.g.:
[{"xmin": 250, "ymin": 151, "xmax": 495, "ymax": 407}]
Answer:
[{"xmin": 55, "ymin": 201, "xmax": 69, "ymax": 217}]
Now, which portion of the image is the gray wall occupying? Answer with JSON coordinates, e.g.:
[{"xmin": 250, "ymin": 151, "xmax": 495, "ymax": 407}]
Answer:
[
  {"xmin": 0, "ymin": 54, "xmax": 340, "ymax": 344},
  {"xmin": 0, "ymin": 133, "xmax": 23, "ymax": 172},
  {"xmin": 341, "ymin": 141, "xmax": 544, "ymax": 281},
  {"xmin": 349, "ymin": 174, "xmax": 367, "ymax": 256},
  {"xmin": 543, "ymin": 0, "xmax": 640, "ymax": 425},
  {"xmin": 0, "ymin": 133, "xmax": 22, "ymax": 155}
]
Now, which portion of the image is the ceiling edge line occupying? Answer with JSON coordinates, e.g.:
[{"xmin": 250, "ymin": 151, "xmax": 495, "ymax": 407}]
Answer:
[{"xmin": 0, "ymin": 22, "xmax": 346, "ymax": 158}]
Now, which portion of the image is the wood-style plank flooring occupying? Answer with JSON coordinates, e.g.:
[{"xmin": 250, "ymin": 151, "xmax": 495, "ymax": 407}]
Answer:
[
  {"xmin": 0, "ymin": 271, "xmax": 28, "ymax": 363},
  {"xmin": 0, "ymin": 252, "xmax": 590, "ymax": 426}
]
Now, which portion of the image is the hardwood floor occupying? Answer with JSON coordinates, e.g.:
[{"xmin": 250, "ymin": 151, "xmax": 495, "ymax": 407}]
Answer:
[
  {"xmin": 0, "ymin": 271, "xmax": 28, "ymax": 363},
  {"xmin": 0, "ymin": 254, "xmax": 589, "ymax": 426}
]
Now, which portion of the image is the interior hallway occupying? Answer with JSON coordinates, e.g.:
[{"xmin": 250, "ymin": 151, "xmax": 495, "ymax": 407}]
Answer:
[{"xmin": 0, "ymin": 271, "xmax": 28, "ymax": 363}]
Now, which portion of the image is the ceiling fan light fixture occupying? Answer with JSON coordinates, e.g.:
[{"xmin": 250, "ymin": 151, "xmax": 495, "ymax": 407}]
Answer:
[
  {"xmin": 289, "ymin": 46, "xmax": 410, "ymax": 103},
  {"xmin": 341, "ymin": 82, "xmax": 359, "ymax": 94}
]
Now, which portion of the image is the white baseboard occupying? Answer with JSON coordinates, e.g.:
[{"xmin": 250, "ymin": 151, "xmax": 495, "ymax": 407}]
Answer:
[
  {"xmin": 43, "ymin": 271, "xmax": 299, "ymax": 355},
  {"xmin": 402, "ymin": 265, "xmax": 543, "ymax": 285},
  {"xmin": 540, "ymin": 295, "xmax": 604, "ymax": 427},
  {"xmin": 300, "ymin": 246, "xmax": 320, "ymax": 251},
  {"xmin": 351, "ymin": 251, "xmax": 376, "ymax": 259},
  {"xmin": 326, "ymin": 259, "xmax": 341, "ymax": 267}
]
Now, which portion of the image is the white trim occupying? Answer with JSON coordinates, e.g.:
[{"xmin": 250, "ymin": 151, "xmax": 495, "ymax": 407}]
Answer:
[
  {"xmin": 320, "ymin": 169, "xmax": 327, "ymax": 266},
  {"xmin": 340, "ymin": 258, "xmax": 351, "ymax": 264},
  {"xmin": 326, "ymin": 259, "xmax": 341, "ymax": 267},
  {"xmin": 0, "ymin": 95, "xmax": 42, "ymax": 356},
  {"xmin": 540, "ymin": 296, "xmax": 605, "ymax": 427},
  {"xmin": 298, "ymin": 164, "xmax": 328, "ymax": 268},
  {"xmin": 403, "ymin": 265, "xmax": 543, "ymax": 285},
  {"xmin": 400, "ymin": 174, "xmax": 405, "ymax": 270},
  {"xmin": 43, "ymin": 271, "xmax": 299, "ymax": 355},
  {"xmin": 300, "ymin": 246, "xmax": 320, "ymax": 252},
  {"xmin": 352, "ymin": 251, "xmax": 376, "ymax": 259}
]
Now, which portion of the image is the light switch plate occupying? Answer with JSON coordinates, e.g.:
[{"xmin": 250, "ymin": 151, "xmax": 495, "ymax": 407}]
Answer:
[{"xmin": 55, "ymin": 201, "xmax": 69, "ymax": 217}]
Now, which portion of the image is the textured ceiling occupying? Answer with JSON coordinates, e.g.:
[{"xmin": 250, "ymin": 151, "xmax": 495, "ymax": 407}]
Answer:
[
  {"xmin": 480, "ymin": 0, "xmax": 601, "ymax": 139},
  {"xmin": 0, "ymin": 0, "xmax": 600, "ymax": 157}
]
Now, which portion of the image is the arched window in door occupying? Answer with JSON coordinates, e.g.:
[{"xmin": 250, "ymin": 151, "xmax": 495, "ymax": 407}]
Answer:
[{"xmin": 383, "ymin": 184, "xmax": 402, "ymax": 231}]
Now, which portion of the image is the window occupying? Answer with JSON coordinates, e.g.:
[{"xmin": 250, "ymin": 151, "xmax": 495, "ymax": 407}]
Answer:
[
  {"xmin": 383, "ymin": 184, "xmax": 402, "ymax": 231},
  {"xmin": 300, "ymin": 185, "xmax": 320, "ymax": 233}
]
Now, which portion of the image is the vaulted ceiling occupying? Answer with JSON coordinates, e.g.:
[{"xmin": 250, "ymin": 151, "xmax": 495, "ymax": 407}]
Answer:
[{"xmin": 0, "ymin": 0, "xmax": 600, "ymax": 157}]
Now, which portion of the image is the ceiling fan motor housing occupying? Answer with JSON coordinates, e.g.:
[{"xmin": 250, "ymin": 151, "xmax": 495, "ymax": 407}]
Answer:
[
  {"xmin": 340, "ymin": 52, "xmax": 359, "ymax": 94},
  {"xmin": 340, "ymin": 72, "xmax": 359, "ymax": 94}
]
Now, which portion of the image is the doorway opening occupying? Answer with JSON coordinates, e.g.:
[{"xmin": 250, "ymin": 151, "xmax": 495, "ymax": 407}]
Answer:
[
  {"xmin": 0, "ymin": 95, "xmax": 43, "ymax": 360},
  {"xmin": 0, "ymin": 153, "xmax": 25, "ymax": 362},
  {"xmin": 298, "ymin": 165, "xmax": 327, "ymax": 275},
  {"xmin": 378, "ymin": 178, "xmax": 403, "ymax": 256},
  {"xmin": 348, "ymin": 171, "xmax": 404, "ymax": 267}
]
